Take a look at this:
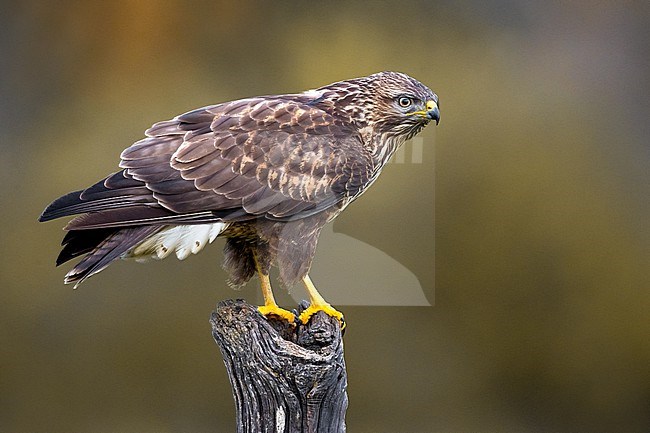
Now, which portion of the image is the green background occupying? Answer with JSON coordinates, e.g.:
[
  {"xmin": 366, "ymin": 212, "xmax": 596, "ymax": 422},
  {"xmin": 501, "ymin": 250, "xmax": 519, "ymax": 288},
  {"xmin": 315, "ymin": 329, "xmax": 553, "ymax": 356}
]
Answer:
[{"xmin": 2, "ymin": 1, "xmax": 648, "ymax": 432}]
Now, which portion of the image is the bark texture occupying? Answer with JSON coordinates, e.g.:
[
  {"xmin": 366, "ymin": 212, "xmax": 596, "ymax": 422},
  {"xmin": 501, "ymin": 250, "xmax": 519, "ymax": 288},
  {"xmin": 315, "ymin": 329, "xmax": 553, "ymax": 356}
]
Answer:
[{"xmin": 211, "ymin": 299, "xmax": 347, "ymax": 433}]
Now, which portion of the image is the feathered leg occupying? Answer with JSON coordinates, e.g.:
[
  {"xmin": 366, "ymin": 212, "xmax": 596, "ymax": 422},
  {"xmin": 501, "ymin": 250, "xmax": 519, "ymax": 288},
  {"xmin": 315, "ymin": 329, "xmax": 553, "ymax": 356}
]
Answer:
[{"xmin": 223, "ymin": 237, "xmax": 295, "ymax": 323}]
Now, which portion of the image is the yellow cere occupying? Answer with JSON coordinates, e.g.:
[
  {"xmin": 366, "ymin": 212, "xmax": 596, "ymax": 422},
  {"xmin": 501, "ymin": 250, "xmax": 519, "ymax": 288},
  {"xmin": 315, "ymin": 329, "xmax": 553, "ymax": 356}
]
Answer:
[{"xmin": 407, "ymin": 100, "xmax": 438, "ymax": 118}]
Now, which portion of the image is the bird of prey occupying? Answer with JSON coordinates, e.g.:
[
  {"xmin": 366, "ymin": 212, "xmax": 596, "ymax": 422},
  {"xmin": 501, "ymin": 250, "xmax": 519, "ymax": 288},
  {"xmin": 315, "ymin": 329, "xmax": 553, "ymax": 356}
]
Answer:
[{"xmin": 39, "ymin": 71, "xmax": 439, "ymax": 326}]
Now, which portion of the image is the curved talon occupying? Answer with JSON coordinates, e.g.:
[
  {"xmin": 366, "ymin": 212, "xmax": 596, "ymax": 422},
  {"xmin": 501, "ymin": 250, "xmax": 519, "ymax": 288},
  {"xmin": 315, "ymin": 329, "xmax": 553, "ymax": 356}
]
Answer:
[
  {"xmin": 258, "ymin": 304, "xmax": 296, "ymax": 324},
  {"xmin": 298, "ymin": 304, "xmax": 345, "ymax": 329}
]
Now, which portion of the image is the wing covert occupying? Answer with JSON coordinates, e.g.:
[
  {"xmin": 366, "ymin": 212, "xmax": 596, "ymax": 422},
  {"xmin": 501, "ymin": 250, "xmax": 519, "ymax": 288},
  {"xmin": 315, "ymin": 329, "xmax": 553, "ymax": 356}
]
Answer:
[{"xmin": 118, "ymin": 96, "xmax": 373, "ymax": 220}]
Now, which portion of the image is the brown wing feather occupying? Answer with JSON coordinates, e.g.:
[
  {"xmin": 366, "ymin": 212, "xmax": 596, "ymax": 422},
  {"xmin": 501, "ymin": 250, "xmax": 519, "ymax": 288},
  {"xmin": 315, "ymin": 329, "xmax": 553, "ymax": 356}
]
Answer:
[
  {"xmin": 41, "ymin": 96, "xmax": 374, "ymax": 229},
  {"xmin": 119, "ymin": 96, "xmax": 373, "ymax": 220}
]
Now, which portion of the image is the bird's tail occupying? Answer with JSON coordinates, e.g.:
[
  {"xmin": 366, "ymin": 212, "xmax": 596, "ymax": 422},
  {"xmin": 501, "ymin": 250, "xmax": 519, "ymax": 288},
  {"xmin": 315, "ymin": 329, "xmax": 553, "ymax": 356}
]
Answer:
[
  {"xmin": 39, "ymin": 171, "xmax": 224, "ymax": 286},
  {"xmin": 60, "ymin": 226, "xmax": 161, "ymax": 288}
]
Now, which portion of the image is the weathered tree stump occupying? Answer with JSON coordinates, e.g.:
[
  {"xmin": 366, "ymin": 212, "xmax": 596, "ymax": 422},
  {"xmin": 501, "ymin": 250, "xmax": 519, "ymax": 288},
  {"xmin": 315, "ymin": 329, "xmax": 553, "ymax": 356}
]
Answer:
[{"xmin": 211, "ymin": 299, "xmax": 348, "ymax": 433}]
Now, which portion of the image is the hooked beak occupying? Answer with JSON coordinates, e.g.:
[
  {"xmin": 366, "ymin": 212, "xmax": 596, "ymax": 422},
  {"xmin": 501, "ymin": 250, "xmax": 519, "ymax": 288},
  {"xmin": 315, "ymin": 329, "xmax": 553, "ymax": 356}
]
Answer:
[
  {"xmin": 425, "ymin": 100, "xmax": 440, "ymax": 125},
  {"xmin": 408, "ymin": 100, "xmax": 440, "ymax": 125}
]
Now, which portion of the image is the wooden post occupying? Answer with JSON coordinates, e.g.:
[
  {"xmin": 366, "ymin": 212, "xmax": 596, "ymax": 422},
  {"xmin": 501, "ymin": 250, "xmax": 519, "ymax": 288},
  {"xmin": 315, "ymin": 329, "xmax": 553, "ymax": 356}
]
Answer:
[{"xmin": 211, "ymin": 299, "xmax": 348, "ymax": 433}]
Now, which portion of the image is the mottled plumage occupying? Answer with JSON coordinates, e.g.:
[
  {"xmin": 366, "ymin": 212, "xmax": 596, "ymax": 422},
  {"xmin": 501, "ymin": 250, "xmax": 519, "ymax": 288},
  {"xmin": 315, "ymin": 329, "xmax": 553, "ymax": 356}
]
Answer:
[{"xmin": 40, "ymin": 71, "xmax": 439, "ymax": 324}]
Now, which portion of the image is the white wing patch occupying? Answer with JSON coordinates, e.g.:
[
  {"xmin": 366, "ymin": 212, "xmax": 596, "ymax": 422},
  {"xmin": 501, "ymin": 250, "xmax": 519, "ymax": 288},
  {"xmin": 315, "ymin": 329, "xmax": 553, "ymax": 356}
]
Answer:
[{"xmin": 123, "ymin": 223, "xmax": 228, "ymax": 262}]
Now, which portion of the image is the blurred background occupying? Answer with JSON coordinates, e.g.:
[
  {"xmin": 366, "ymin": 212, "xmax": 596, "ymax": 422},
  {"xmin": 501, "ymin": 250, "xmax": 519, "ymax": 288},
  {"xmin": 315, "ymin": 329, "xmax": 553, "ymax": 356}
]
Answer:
[{"xmin": 1, "ymin": 1, "xmax": 649, "ymax": 432}]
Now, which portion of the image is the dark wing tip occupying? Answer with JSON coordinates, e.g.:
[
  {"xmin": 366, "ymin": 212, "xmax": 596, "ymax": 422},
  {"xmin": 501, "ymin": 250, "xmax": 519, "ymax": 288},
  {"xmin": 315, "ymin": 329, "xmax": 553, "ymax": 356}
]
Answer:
[{"xmin": 39, "ymin": 190, "xmax": 85, "ymax": 222}]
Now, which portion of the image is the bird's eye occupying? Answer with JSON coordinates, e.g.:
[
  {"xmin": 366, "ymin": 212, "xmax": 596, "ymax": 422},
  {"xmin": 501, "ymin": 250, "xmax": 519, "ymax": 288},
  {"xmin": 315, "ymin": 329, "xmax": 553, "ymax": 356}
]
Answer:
[{"xmin": 398, "ymin": 97, "xmax": 412, "ymax": 108}]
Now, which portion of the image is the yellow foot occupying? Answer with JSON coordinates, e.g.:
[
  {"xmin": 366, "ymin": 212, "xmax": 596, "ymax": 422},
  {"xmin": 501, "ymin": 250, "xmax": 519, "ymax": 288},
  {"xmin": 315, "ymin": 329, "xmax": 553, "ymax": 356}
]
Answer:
[
  {"xmin": 298, "ymin": 304, "xmax": 345, "ymax": 329},
  {"xmin": 258, "ymin": 304, "xmax": 296, "ymax": 324}
]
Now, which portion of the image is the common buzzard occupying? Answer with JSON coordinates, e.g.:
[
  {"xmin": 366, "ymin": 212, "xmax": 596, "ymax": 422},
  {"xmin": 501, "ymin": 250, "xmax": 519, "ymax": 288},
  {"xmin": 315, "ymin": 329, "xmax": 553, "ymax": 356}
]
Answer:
[{"xmin": 39, "ymin": 71, "xmax": 440, "ymax": 326}]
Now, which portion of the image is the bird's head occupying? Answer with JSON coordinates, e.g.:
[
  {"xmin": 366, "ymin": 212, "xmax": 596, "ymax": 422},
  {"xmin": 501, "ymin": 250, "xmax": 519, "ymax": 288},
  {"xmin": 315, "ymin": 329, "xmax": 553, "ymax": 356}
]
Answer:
[
  {"xmin": 324, "ymin": 71, "xmax": 439, "ymax": 141},
  {"xmin": 311, "ymin": 71, "xmax": 439, "ymax": 156},
  {"xmin": 364, "ymin": 71, "xmax": 439, "ymax": 137}
]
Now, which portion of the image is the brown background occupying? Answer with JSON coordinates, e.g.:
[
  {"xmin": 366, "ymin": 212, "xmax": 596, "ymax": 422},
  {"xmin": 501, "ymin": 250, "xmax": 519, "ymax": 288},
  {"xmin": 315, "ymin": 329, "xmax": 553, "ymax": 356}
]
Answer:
[{"xmin": 1, "ymin": 1, "xmax": 649, "ymax": 432}]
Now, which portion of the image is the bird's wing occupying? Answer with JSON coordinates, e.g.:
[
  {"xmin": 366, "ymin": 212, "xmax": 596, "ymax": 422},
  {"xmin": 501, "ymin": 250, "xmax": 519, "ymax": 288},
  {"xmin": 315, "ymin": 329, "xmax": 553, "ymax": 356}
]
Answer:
[{"xmin": 40, "ymin": 96, "xmax": 373, "ymax": 229}]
